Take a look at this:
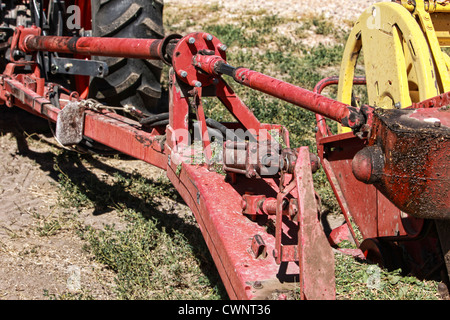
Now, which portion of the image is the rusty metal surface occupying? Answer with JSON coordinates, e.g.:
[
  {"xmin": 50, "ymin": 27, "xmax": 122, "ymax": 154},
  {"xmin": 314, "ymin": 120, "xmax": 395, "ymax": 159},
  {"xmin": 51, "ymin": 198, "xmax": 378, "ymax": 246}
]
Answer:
[
  {"xmin": 83, "ymin": 109, "xmax": 167, "ymax": 170},
  {"xmin": 24, "ymin": 34, "xmax": 166, "ymax": 60},
  {"xmin": 3, "ymin": 25, "xmax": 450, "ymax": 299},
  {"xmin": 295, "ymin": 147, "xmax": 336, "ymax": 300},
  {"xmin": 55, "ymin": 101, "xmax": 85, "ymax": 146},
  {"xmin": 365, "ymin": 107, "xmax": 450, "ymax": 219},
  {"xmin": 165, "ymin": 144, "xmax": 299, "ymax": 300}
]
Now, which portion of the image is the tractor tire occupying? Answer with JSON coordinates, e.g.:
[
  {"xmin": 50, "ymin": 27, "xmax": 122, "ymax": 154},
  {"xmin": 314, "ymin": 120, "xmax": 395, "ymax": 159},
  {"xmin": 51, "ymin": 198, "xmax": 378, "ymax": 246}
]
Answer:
[{"xmin": 89, "ymin": 0, "xmax": 165, "ymax": 114}]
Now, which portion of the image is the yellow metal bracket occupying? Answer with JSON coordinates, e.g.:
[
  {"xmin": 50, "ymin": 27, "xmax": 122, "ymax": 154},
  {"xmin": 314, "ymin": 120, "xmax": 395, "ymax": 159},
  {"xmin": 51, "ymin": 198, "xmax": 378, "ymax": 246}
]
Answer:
[
  {"xmin": 337, "ymin": 1, "xmax": 446, "ymax": 133},
  {"xmin": 407, "ymin": 0, "xmax": 450, "ymax": 92}
]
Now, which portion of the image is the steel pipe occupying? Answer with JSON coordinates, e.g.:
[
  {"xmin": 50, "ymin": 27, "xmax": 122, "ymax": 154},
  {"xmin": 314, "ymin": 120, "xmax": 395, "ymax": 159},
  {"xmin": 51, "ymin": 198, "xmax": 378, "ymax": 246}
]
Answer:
[
  {"xmin": 23, "ymin": 35, "xmax": 163, "ymax": 59},
  {"xmin": 21, "ymin": 33, "xmax": 181, "ymax": 64},
  {"xmin": 193, "ymin": 54, "xmax": 368, "ymax": 130}
]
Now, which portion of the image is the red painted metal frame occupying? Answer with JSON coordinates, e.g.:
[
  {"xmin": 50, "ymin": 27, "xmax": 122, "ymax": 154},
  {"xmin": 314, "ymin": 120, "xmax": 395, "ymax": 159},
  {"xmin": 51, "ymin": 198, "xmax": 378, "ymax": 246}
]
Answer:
[
  {"xmin": 2, "ymin": 27, "xmax": 448, "ymax": 298},
  {"xmin": 20, "ymin": 29, "xmax": 167, "ymax": 60},
  {"xmin": 164, "ymin": 66, "xmax": 336, "ymax": 299},
  {"xmin": 312, "ymin": 77, "xmax": 447, "ymax": 280},
  {"xmin": 0, "ymin": 29, "xmax": 338, "ymax": 300},
  {"xmin": 313, "ymin": 76, "xmax": 420, "ymax": 239}
]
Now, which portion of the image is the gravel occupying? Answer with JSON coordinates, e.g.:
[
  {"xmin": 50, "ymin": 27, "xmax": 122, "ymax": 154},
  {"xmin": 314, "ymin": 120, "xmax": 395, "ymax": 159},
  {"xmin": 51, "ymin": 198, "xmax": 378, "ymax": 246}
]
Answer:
[{"xmin": 165, "ymin": 0, "xmax": 391, "ymax": 24}]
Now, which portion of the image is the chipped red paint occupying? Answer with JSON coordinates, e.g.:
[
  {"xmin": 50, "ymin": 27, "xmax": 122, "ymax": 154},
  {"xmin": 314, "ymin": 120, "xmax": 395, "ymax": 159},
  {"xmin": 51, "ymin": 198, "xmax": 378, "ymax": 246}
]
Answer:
[
  {"xmin": 313, "ymin": 78, "xmax": 449, "ymax": 281},
  {"xmin": 1, "ymin": 29, "xmax": 449, "ymax": 299},
  {"xmin": 362, "ymin": 107, "xmax": 449, "ymax": 220}
]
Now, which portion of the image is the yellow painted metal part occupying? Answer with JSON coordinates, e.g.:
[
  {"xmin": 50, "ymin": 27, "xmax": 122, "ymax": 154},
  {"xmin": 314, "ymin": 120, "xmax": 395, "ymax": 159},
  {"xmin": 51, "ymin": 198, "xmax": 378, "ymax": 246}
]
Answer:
[
  {"xmin": 400, "ymin": 0, "xmax": 450, "ymax": 13},
  {"xmin": 412, "ymin": 0, "xmax": 450, "ymax": 92},
  {"xmin": 431, "ymin": 12, "xmax": 450, "ymax": 47},
  {"xmin": 337, "ymin": 1, "xmax": 450, "ymax": 133}
]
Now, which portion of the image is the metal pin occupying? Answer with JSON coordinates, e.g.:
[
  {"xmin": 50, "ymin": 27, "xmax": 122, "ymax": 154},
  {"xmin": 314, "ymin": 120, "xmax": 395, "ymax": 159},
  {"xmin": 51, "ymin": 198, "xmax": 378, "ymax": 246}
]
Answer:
[
  {"xmin": 64, "ymin": 63, "xmax": 73, "ymax": 71},
  {"xmin": 179, "ymin": 70, "xmax": 188, "ymax": 78},
  {"xmin": 51, "ymin": 64, "xmax": 59, "ymax": 74},
  {"xmin": 188, "ymin": 37, "xmax": 196, "ymax": 44},
  {"xmin": 203, "ymin": 33, "xmax": 213, "ymax": 41}
]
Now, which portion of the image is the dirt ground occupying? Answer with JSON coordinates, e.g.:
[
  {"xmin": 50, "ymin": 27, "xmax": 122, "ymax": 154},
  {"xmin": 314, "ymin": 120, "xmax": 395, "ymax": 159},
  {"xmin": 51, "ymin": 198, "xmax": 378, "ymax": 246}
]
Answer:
[
  {"xmin": 0, "ymin": 0, "xmax": 384, "ymax": 300},
  {"xmin": 0, "ymin": 108, "xmax": 119, "ymax": 299},
  {"xmin": 165, "ymin": 0, "xmax": 389, "ymax": 22},
  {"xmin": 0, "ymin": 107, "xmax": 194, "ymax": 299}
]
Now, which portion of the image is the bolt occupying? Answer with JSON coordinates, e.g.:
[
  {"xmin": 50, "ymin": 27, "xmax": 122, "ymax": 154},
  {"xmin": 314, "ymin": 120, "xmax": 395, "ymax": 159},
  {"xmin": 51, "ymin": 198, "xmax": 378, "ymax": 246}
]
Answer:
[
  {"xmin": 253, "ymin": 281, "xmax": 263, "ymax": 289},
  {"xmin": 203, "ymin": 33, "xmax": 213, "ymax": 41},
  {"xmin": 64, "ymin": 63, "xmax": 73, "ymax": 72},
  {"xmin": 179, "ymin": 70, "xmax": 188, "ymax": 78},
  {"xmin": 192, "ymin": 80, "xmax": 202, "ymax": 87},
  {"xmin": 218, "ymin": 44, "xmax": 227, "ymax": 51},
  {"xmin": 51, "ymin": 64, "xmax": 59, "ymax": 74},
  {"xmin": 247, "ymin": 170, "xmax": 256, "ymax": 178},
  {"xmin": 188, "ymin": 37, "xmax": 196, "ymax": 44},
  {"xmin": 438, "ymin": 282, "xmax": 449, "ymax": 300}
]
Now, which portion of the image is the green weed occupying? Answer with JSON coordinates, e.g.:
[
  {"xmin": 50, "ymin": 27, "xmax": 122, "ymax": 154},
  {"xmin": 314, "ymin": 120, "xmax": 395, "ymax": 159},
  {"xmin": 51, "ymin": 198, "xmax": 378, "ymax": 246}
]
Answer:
[
  {"xmin": 80, "ymin": 213, "xmax": 224, "ymax": 300},
  {"xmin": 44, "ymin": 5, "xmax": 443, "ymax": 300},
  {"xmin": 334, "ymin": 253, "xmax": 439, "ymax": 300},
  {"xmin": 51, "ymin": 149, "xmax": 225, "ymax": 300}
]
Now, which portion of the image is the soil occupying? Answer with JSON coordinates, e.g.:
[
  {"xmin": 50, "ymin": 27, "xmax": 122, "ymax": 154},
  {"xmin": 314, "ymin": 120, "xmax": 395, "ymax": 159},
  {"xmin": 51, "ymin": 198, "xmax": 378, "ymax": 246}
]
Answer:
[
  {"xmin": 0, "ymin": 108, "xmax": 119, "ymax": 299},
  {"xmin": 166, "ymin": 0, "xmax": 389, "ymax": 23},
  {"xmin": 0, "ymin": 0, "xmax": 383, "ymax": 300}
]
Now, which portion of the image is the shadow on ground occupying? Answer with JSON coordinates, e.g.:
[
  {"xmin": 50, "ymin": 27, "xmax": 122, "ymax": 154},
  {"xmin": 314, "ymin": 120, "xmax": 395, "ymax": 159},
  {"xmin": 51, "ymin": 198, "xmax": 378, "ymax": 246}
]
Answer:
[{"xmin": 0, "ymin": 106, "xmax": 227, "ymax": 299}]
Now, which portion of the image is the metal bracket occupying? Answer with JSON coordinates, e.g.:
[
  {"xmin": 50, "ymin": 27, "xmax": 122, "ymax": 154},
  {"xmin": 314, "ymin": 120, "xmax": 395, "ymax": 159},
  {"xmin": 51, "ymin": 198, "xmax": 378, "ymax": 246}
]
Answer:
[
  {"xmin": 55, "ymin": 101, "xmax": 85, "ymax": 146},
  {"xmin": 45, "ymin": 55, "xmax": 109, "ymax": 78}
]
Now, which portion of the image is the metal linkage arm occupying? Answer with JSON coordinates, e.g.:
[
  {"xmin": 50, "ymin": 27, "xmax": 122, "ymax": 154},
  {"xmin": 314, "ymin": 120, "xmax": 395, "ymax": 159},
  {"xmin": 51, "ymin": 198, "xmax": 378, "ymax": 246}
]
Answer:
[
  {"xmin": 193, "ymin": 54, "xmax": 370, "ymax": 131},
  {"xmin": 15, "ymin": 25, "xmax": 181, "ymax": 64}
]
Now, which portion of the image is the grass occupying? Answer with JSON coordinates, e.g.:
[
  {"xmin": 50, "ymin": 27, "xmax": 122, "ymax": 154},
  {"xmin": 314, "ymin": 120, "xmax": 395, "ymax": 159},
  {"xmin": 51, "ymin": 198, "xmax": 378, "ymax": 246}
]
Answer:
[
  {"xmin": 36, "ymin": 2, "xmax": 442, "ymax": 300},
  {"xmin": 334, "ymin": 252, "xmax": 439, "ymax": 300},
  {"xmin": 48, "ymin": 150, "xmax": 226, "ymax": 299},
  {"xmin": 81, "ymin": 218, "xmax": 221, "ymax": 300},
  {"xmin": 165, "ymin": 3, "xmax": 441, "ymax": 300}
]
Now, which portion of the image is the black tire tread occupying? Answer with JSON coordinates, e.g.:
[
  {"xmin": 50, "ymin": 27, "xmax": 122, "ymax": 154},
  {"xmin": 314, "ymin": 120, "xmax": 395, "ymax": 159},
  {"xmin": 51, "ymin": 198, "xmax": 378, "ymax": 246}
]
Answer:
[
  {"xmin": 96, "ymin": 3, "xmax": 141, "ymax": 37},
  {"xmin": 89, "ymin": 0, "xmax": 165, "ymax": 114}
]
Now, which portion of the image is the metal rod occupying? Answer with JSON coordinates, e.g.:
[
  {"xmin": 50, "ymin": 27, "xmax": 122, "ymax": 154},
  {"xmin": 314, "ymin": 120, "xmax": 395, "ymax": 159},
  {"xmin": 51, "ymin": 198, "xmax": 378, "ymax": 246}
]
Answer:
[
  {"xmin": 232, "ymin": 67, "xmax": 366, "ymax": 129},
  {"xmin": 23, "ymin": 35, "xmax": 165, "ymax": 60},
  {"xmin": 195, "ymin": 56, "xmax": 367, "ymax": 130}
]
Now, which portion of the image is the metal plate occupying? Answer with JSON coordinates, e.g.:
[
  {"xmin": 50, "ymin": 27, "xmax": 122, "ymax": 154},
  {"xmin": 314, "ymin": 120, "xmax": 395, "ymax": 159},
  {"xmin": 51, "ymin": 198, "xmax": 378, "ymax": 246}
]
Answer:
[
  {"xmin": 55, "ymin": 101, "xmax": 85, "ymax": 146},
  {"xmin": 45, "ymin": 56, "xmax": 109, "ymax": 78}
]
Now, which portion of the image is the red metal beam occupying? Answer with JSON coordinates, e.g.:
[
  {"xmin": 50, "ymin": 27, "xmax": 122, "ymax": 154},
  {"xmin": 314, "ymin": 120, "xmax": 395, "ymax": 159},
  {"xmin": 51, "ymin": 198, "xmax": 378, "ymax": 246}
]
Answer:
[
  {"xmin": 165, "ymin": 133, "xmax": 299, "ymax": 299},
  {"xmin": 2, "ymin": 77, "xmax": 167, "ymax": 170},
  {"xmin": 23, "ymin": 35, "xmax": 164, "ymax": 60},
  {"xmin": 16, "ymin": 26, "xmax": 180, "ymax": 63},
  {"xmin": 295, "ymin": 147, "xmax": 335, "ymax": 300},
  {"xmin": 83, "ymin": 110, "xmax": 167, "ymax": 170},
  {"xmin": 2, "ymin": 71, "xmax": 304, "ymax": 299},
  {"xmin": 189, "ymin": 53, "xmax": 367, "ymax": 130}
]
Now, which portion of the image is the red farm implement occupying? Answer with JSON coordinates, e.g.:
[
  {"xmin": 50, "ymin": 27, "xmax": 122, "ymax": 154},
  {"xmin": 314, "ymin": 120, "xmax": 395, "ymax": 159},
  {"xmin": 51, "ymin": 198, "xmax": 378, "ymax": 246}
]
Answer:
[{"xmin": 0, "ymin": 0, "xmax": 448, "ymax": 299}]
